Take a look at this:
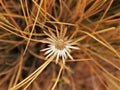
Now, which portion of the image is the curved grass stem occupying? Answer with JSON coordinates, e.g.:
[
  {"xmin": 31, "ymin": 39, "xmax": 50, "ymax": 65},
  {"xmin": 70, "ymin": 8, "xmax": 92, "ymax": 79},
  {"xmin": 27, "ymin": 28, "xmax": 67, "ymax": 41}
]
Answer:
[
  {"xmin": 51, "ymin": 63, "xmax": 64, "ymax": 90},
  {"xmin": 9, "ymin": 53, "xmax": 56, "ymax": 90}
]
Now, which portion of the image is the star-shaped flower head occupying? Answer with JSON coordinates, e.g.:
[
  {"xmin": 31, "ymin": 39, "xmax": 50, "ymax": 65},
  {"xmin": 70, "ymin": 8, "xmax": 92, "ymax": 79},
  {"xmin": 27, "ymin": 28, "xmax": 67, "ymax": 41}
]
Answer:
[{"xmin": 41, "ymin": 27, "xmax": 79, "ymax": 64}]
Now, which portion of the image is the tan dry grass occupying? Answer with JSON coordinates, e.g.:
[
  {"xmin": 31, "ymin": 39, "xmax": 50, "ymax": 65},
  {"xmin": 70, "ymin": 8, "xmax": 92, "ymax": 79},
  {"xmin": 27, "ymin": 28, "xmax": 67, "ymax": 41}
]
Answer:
[{"xmin": 0, "ymin": 0, "xmax": 120, "ymax": 90}]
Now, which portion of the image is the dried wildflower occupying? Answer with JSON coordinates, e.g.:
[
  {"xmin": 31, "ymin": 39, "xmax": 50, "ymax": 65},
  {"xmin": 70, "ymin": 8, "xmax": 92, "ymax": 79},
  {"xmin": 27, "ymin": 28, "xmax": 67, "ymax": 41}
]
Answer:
[{"xmin": 41, "ymin": 27, "xmax": 79, "ymax": 64}]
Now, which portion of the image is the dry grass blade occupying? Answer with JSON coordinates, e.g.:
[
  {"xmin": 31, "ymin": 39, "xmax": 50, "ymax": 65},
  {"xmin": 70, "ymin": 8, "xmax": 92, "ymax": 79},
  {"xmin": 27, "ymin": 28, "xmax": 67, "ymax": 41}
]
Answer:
[
  {"xmin": 23, "ymin": 0, "xmax": 43, "ymax": 55},
  {"xmin": 51, "ymin": 64, "xmax": 64, "ymax": 90},
  {"xmin": 79, "ymin": 29, "xmax": 120, "ymax": 58},
  {"xmin": 9, "ymin": 54, "xmax": 56, "ymax": 90}
]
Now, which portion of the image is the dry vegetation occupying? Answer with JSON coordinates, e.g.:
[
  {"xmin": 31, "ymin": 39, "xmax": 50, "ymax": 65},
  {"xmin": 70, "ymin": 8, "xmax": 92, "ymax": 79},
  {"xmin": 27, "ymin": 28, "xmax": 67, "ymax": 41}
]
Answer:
[{"xmin": 0, "ymin": 0, "xmax": 120, "ymax": 90}]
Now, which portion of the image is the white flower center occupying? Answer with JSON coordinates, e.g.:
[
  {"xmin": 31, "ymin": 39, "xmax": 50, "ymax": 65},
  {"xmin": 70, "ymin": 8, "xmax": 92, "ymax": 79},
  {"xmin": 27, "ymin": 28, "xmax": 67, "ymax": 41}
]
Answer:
[{"xmin": 55, "ymin": 39, "xmax": 65, "ymax": 50}]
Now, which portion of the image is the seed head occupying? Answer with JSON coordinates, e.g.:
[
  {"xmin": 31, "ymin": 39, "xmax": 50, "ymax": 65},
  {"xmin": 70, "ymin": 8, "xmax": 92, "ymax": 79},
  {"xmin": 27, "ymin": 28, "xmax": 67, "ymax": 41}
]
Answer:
[{"xmin": 41, "ymin": 27, "xmax": 79, "ymax": 64}]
